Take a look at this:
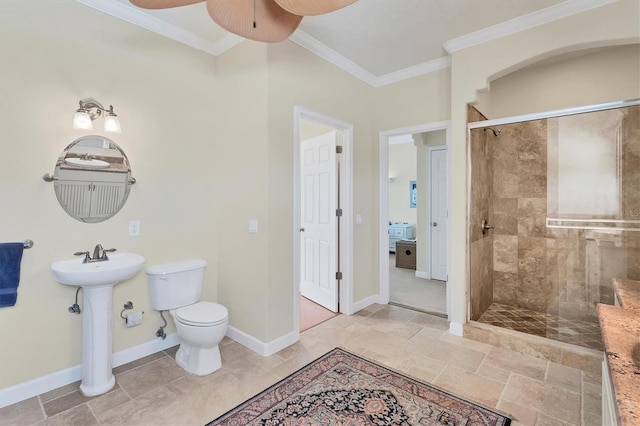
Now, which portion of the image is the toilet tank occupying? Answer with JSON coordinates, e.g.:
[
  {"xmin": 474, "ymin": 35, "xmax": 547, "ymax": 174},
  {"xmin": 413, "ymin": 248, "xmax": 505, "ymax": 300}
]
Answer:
[{"xmin": 146, "ymin": 259, "xmax": 207, "ymax": 311}]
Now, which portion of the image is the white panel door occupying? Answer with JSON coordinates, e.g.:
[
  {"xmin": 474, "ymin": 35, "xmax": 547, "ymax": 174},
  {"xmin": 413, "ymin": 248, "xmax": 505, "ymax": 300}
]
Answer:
[
  {"xmin": 300, "ymin": 131, "xmax": 338, "ymax": 312},
  {"xmin": 430, "ymin": 148, "xmax": 448, "ymax": 281}
]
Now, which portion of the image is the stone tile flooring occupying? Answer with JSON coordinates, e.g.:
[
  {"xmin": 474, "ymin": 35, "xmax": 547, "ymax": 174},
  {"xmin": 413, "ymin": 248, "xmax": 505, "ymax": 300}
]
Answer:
[
  {"xmin": 0, "ymin": 304, "xmax": 602, "ymax": 425},
  {"xmin": 477, "ymin": 303, "xmax": 605, "ymax": 351}
]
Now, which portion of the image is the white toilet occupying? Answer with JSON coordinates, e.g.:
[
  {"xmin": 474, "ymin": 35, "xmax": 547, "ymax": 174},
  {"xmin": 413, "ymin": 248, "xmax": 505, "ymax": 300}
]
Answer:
[{"xmin": 147, "ymin": 259, "xmax": 228, "ymax": 376}]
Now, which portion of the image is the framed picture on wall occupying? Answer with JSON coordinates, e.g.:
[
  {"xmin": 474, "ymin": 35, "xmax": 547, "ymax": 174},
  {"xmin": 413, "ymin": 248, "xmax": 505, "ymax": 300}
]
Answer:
[{"xmin": 409, "ymin": 180, "xmax": 417, "ymax": 208}]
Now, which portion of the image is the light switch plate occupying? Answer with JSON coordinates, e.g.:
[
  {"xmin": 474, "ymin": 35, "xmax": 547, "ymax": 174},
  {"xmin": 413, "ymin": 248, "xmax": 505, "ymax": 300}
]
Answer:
[
  {"xmin": 249, "ymin": 220, "xmax": 258, "ymax": 234},
  {"xmin": 129, "ymin": 220, "xmax": 140, "ymax": 236}
]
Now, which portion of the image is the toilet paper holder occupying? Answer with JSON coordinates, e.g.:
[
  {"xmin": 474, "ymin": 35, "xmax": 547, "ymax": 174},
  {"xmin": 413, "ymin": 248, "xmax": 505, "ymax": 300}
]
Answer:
[
  {"xmin": 120, "ymin": 301, "xmax": 134, "ymax": 319},
  {"xmin": 120, "ymin": 301, "xmax": 144, "ymax": 325}
]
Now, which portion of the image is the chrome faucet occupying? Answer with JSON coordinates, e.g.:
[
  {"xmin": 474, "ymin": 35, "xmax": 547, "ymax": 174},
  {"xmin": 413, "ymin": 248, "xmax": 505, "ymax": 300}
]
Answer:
[{"xmin": 74, "ymin": 244, "xmax": 116, "ymax": 263}]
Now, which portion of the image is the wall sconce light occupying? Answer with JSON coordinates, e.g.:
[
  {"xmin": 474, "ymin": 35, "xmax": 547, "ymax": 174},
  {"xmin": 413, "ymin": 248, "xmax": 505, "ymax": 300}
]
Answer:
[{"xmin": 73, "ymin": 98, "xmax": 121, "ymax": 133}]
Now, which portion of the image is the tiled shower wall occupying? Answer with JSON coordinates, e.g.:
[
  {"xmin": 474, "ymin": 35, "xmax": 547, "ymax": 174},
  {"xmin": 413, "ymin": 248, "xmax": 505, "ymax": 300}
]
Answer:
[
  {"xmin": 491, "ymin": 119, "xmax": 550, "ymax": 315},
  {"xmin": 468, "ymin": 107, "xmax": 493, "ymax": 320},
  {"xmin": 469, "ymin": 105, "xmax": 640, "ymax": 322}
]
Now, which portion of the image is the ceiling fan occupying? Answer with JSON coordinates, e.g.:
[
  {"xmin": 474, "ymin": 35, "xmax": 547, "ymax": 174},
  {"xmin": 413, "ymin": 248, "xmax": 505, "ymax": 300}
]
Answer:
[{"xmin": 129, "ymin": 0, "xmax": 357, "ymax": 43}]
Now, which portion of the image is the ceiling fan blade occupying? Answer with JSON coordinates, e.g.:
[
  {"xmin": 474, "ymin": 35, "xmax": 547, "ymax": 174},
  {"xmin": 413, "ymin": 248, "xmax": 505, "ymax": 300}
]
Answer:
[
  {"xmin": 272, "ymin": 0, "xmax": 356, "ymax": 16},
  {"xmin": 129, "ymin": 0, "xmax": 204, "ymax": 9},
  {"xmin": 206, "ymin": 0, "xmax": 302, "ymax": 43}
]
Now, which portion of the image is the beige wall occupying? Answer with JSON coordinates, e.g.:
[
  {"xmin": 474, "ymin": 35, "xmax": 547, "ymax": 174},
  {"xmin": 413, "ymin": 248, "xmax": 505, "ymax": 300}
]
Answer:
[
  {"xmin": 265, "ymin": 41, "xmax": 378, "ymax": 328},
  {"xmin": 476, "ymin": 44, "xmax": 640, "ymax": 118},
  {"xmin": 450, "ymin": 0, "xmax": 640, "ymax": 329},
  {"xmin": 0, "ymin": 1, "xmax": 224, "ymax": 387}
]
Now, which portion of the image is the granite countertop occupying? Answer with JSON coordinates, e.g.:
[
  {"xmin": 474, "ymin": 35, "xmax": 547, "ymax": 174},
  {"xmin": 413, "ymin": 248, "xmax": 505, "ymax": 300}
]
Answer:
[{"xmin": 598, "ymin": 278, "xmax": 640, "ymax": 426}]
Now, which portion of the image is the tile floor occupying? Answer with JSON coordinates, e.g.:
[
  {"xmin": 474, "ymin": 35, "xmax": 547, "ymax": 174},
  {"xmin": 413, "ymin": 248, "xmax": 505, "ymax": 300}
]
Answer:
[
  {"xmin": 0, "ymin": 304, "xmax": 602, "ymax": 426},
  {"xmin": 477, "ymin": 303, "xmax": 604, "ymax": 352}
]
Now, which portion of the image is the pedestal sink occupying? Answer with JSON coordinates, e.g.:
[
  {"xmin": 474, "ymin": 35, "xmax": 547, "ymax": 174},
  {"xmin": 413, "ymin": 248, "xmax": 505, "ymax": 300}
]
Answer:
[{"xmin": 51, "ymin": 253, "xmax": 145, "ymax": 397}]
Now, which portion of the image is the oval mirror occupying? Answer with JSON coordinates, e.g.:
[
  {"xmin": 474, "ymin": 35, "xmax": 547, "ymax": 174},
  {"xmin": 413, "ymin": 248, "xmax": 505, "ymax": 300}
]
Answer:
[{"xmin": 51, "ymin": 135, "xmax": 133, "ymax": 223}]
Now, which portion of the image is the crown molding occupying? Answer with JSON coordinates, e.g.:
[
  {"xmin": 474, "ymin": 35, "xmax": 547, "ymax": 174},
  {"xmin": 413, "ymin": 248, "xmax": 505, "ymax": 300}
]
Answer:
[
  {"xmin": 289, "ymin": 30, "xmax": 379, "ymax": 86},
  {"xmin": 290, "ymin": 30, "xmax": 451, "ymax": 87},
  {"xmin": 443, "ymin": 0, "xmax": 618, "ymax": 53},
  {"xmin": 374, "ymin": 56, "xmax": 451, "ymax": 87},
  {"xmin": 76, "ymin": 0, "xmax": 616, "ymax": 87},
  {"xmin": 75, "ymin": 0, "xmax": 243, "ymax": 56}
]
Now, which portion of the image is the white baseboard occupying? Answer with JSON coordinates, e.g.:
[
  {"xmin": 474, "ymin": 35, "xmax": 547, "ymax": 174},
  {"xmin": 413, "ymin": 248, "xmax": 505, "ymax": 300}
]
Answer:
[
  {"xmin": 352, "ymin": 294, "xmax": 379, "ymax": 313},
  {"xmin": 226, "ymin": 326, "xmax": 298, "ymax": 357},
  {"xmin": 0, "ymin": 334, "xmax": 179, "ymax": 409},
  {"xmin": 415, "ymin": 270, "xmax": 429, "ymax": 279},
  {"xmin": 449, "ymin": 322, "xmax": 464, "ymax": 336}
]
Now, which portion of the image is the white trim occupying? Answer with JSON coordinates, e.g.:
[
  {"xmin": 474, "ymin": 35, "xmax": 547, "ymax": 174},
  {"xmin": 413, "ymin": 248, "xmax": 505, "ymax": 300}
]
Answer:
[
  {"xmin": 380, "ymin": 121, "xmax": 452, "ymax": 316},
  {"xmin": 0, "ymin": 334, "xmax": 179, "ymax": 409},
  {"xmin": 289, "ymin": 31, "xmax": 451, "ymax": 88},
  {"xmin": 293, "ymin": 106, "xmax": 355, "ymax": 325},
  {"xmin": 352, "ymin": 294, "xmax": 380, "ymax": 313},
  {"xmin": 449, "ymin": 322, "xmax": 464, "ymax": 337},
  {"xmin": 415, "ymin": 270, "xmax": 429, "ymax": 279},
  {"xmin": 374, "ymin": 57, "xmax": 451, "ymax": 87},
  {"xmin": 75, "ymin": 0, "xmax": 244, "ymax": 56},
  {"xmin": 225, "ymin": 326, "xmax": 298, "ymax": 357},
  {"xmin": 443, "ymin": 0, "xmax": 618, "ymax": 54},
  {"xmin": 290, "ymin": 31, "xmax": 378, "ymax": 86}
]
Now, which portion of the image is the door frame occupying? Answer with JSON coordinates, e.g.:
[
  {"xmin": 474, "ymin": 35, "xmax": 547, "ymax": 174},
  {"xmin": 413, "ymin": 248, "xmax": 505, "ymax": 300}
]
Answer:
[
  {"xmin": 293, "ymin": 106, "xmax": 354, "ymax": 335},
  {"xmin": 379, "ymin": 121, "xmax": 451, "ymax": 318},
  {"xmin": 427, "ymin": 145, "xmax": 447, "ymax": 281}
]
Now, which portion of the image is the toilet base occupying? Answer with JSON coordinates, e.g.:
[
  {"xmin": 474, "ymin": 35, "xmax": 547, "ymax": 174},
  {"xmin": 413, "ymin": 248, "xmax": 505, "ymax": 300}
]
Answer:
[{"xmin": 175, "ymin": 343, "xmax": 222, "ymax": 376}]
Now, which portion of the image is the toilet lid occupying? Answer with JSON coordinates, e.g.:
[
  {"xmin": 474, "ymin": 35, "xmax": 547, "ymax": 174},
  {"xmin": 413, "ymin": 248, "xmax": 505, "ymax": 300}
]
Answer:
[{"xmin": 175, "ymin": 302, "xmax": 228, "ymax": 327}]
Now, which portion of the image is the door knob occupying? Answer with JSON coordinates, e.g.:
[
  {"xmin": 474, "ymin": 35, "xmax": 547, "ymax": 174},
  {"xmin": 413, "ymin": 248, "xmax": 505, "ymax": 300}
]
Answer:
[
  {"xmin": 433, "ymin": 222, "xmax": 437, "ymax": 227},
  {"xmin": 300, "ymin": 228, "xmax": 305, "ymax": 232}
]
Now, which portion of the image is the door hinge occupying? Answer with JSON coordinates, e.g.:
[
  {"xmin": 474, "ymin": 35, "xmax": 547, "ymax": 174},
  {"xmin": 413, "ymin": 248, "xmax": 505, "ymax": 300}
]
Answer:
[
  {"xmin": 336, "ymin": 208, "xmax": 343, "ymax": 217},
  {"xmin": 336, "ymin": 145, "xmax": 343, "ymax": 154},
  {"xmin": 336, "ymin": 271, "xmax": 343, "ymax": 280}
]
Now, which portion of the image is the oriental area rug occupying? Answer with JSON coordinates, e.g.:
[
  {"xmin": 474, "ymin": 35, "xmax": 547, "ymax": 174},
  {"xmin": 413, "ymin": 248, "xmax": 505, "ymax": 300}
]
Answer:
[{"xmin": 208, "ymin": 348, "xmax": 511, "ymax": 425}]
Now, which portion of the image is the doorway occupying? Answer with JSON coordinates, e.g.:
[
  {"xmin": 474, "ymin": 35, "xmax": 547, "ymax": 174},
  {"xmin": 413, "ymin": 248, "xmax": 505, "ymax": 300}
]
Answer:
[
  {"xmin": 379, "ymin": 122, "xmax": 451, "ymax": 317},
  {"xmin": 294, "ymin": 106, "xmax": 353, "ymax": 333}
]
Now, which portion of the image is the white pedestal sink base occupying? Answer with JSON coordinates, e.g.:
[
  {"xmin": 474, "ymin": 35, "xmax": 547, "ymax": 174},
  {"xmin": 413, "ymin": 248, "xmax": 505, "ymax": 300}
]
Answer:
[
  {"xmin": 79, "ymin": 284, "xmax": 116, "ymax": 397},
  {"xmin": 50, "ymin": 253, "xmax": 145, "ymax": 397}
]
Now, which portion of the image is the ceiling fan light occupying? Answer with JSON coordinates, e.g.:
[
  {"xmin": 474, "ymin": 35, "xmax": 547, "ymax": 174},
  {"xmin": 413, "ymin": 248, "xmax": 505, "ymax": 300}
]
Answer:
[
  {"xmin": 129, "ymin": 0, "xmax": 204, "ymax": 10},
  {"xmin": 272, "ymin": 0, "xmax": 356, "ymax": 16},
  {"xmin": 206, "ymin": 0, "xmax": 302, "ymax": 43}
]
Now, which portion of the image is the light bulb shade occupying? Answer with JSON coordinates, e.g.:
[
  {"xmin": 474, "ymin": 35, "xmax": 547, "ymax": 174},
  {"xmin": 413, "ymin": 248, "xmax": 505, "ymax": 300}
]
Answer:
[
  {"xmin": 103, "ymin": 114, "xmax": 121, "ymax": 133},
  {"xmin": 73, "ymin": 111, "xmax": 93, "ymax": 130},
  {"xmin": 273, "ymin": 0, "xmax": 356, "ymax": 16},
  {"xmin": 206, "ymin": 0, "xmax": 302, "ymax": 43}
]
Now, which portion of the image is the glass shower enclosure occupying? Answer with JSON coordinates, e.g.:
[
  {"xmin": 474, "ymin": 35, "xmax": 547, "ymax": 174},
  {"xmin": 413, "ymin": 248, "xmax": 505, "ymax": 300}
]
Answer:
[{"xmin": 468, "ymin": 100, "xmax": 640, "ymax": 351}]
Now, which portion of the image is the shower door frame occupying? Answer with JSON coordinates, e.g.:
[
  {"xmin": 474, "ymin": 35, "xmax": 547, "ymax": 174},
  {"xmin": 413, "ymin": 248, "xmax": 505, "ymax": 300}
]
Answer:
[{"xmin": 466, "ymin": 97, "xmax": 640, "ymax": 323}]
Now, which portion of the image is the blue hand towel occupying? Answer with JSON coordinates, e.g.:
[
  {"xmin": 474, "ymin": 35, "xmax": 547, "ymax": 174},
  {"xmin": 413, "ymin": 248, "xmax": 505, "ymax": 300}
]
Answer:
[{"xmin": 0, "ymin": 242, "xmax": 24, "ymax": 307}]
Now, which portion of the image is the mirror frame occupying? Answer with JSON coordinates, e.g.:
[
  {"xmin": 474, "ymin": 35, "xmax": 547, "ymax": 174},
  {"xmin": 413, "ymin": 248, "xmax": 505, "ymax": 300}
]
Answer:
[{"xmin": 44, "ymin": 135, "xmax": 135, "ymax": 223}]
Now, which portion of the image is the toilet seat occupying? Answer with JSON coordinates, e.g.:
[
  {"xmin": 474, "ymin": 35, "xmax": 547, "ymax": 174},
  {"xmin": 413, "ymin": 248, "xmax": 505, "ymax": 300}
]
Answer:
[{"xmin": 174, "ymin": 302, "xmax": 228, "ymax": 327}]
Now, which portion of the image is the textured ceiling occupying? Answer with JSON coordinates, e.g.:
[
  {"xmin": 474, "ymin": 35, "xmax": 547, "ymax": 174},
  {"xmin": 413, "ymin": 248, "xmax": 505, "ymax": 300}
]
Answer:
[{"xmin": 82, "ymin": 0, "xmax": 609, "ymax": 85}]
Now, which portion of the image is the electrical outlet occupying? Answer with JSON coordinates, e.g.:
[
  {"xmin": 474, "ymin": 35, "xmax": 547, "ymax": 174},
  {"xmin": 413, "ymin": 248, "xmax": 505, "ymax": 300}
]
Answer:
[{"xmin": 129, "ymin": 220, "xmax": 141, "ymax": 237}]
